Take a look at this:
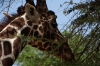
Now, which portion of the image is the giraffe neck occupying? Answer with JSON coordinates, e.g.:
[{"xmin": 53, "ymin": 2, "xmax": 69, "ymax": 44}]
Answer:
[{"xmin": 0, "ymin": 13, "xmax": 36, "ymax": 66}]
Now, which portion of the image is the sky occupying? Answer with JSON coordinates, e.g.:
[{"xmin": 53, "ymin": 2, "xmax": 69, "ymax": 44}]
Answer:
[
  {"xmin": 46, "ymin": 0, "xmax": 86, "ymax": 31},
  {"xmin": 0, "ymin": 0, "xmax": 84, "ymax": 31},
  {"xmin": 46, "ymin": 0, "xmax": 79, "ymax": 31}
]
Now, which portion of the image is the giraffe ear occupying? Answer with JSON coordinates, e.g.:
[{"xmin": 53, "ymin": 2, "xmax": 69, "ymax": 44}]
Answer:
[
  {"xmin": 3, "ymin": 12, "xmax": 13, "ymax": 19},
  {"xmin": 25, "ymin": 3, "xmax": 40, "ymax": 20}
]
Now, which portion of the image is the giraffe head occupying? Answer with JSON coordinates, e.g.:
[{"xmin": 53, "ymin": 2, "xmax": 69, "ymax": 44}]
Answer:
[
  {"xmin": 17, "ymin": 2, "xmax": 74, "ymax": 62},
  {"xmin": 24, "ymin": 1, "xmax": 74, "ymax": 62},
  {"xmin": 28, "ymin": 1, "xmax": 75, "ymax": 62}
]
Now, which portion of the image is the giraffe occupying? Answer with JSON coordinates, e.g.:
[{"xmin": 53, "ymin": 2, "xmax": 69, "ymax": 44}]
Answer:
[{"xmin": 0, "ymin": 0, "xmax": 75, "ymax": 66}]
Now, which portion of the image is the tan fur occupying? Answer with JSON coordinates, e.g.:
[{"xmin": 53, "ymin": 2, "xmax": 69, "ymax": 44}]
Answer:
[
  {"xmin": 3, "ymin": 13, "xmax": 13, "ymax": 19},
  {"xmin": 25, "ymin": 3, "xmax": 40, "ymax": 21}
]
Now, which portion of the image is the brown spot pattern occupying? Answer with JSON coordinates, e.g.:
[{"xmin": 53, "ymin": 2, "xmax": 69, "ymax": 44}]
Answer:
[
  {"xmin": 33, "ymin": 25, "xmax": 38, "ymax": 29},
  {"xmin": 27, "ymin": 21, "xmax": 32, "ymax": 26},
  {"xmin": 3, "ymin": 41, "xmax": 12, "ymax": 55},
  {"xmin": 34, "ymin": 31, "xmax": 39, "ymax": 37},
  {"xmin": 13, "ymin": 37, "xmax": 21, "ymax": 59},
  {"xmin": 0, "ymin": 42, "xmax": 2, "ymax": 57},
  {"xmin": 11, "ymin": 18, "xmax": 25, "ymax": 29},
  {"xmin": 2, "ymin": 57, "xmax": 13, "ymax": 66},
  {"xmin": 39, "ymin": 26, "xmax": 43, "ymax": 33},
  {"xmin": 21, "ymin": 27, "xmax": 31, "ymax": 36},
  {"xmin": 0, "ymin": 27, "xmax": 17, "ymax": 39}
]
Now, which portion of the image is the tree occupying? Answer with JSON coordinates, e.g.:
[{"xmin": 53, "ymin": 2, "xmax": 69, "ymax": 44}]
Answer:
[{"xmin": 61, "ymin": 0, "xmax": 100, "ymax": 65}]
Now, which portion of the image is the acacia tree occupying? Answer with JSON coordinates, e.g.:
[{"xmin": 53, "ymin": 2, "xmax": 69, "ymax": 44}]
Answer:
[{"xmin": 61, "ymin": 0, "xmax": 100, "ymax": 65}]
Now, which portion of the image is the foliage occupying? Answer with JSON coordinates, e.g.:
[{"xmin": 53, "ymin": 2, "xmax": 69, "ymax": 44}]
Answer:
[
  {"xmin": 61, "ymin": 0, "xmax": 100, "ymax": 65},
  {"xmin": 15, "ymin": 45, "xmax": 67, "ymax": 66}
]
